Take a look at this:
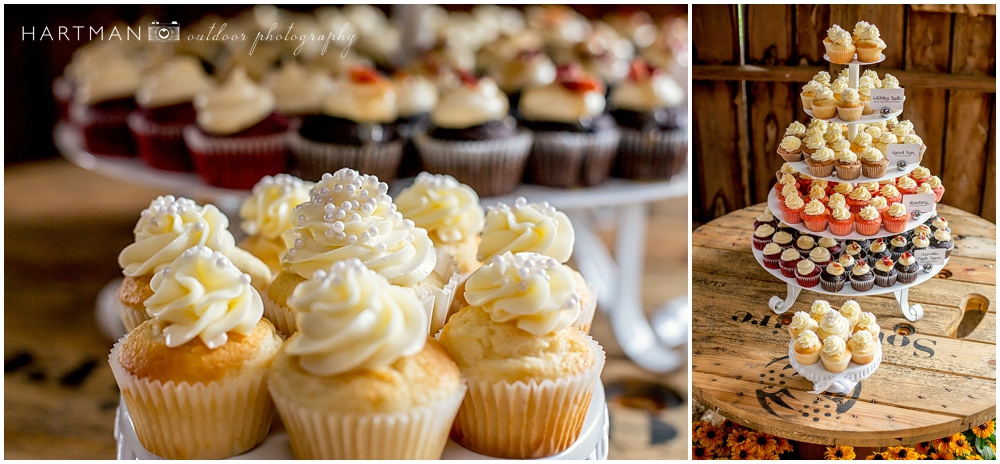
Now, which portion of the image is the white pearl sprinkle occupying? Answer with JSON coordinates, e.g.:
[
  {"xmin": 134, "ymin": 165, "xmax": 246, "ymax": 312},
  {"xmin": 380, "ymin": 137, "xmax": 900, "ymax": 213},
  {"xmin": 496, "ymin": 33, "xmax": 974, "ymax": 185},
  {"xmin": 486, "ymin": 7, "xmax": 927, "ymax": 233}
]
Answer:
[
  {"xmin": 298, "ymin": 215, "xmax": 306, "ymax": 225},
  {"xmin": 313, "ymin": 270, "xmax": 327, "ymax": 280},
  {"xmin": 332, "ymin": 221, "xmax": 345, "ymax": 233},
  {"xmin": 377, "ymin": 243, "xmax": 387, "ymax": 253},
  {"xmin": 192, "ymin": 222, "xmax": 204, "ymax": 231},
  {"xmin": 348, "ymin": 235, "xmax": 357, "ymax": 244},
  {"xmin": 519, "ymin": 281, "xmax": 529, "ymax": 291},
  {"xmin": 333, "ymin": 184, "xmax": 343, "ymax": 193},
  {"xmin": 403, "ymin": 219, "xmax": 415, "ymax": 229},
  {"xmin": 350, "ymin": 213, "xmax": 361, "ymax": 222},
  {"xmin": 162, "ymin": 267, "xmax": 171, "ymax": 276},
  {"xmin": 323, "ymin": 213, "xmax": 335, "ymax": 222},
  {"xmin": 325, "ymin": 229, "xmax": 336, "ymax": 238},
  {"xmin": 335, "ymin": 210, "xmax": 347, "ymax": 220},
  {"xmin": 322, "ymin": 173, "xmax": 333, "ymax": 181},
  {"xmin": 405, "ymin": 233, "xmax": 414, "ymax": 242},
  {"xmin": 324, "ymin": 203, "xmax": 336, "ymax": 213},
  {"xmin": 216, "ymin": 257, "xmax": 228, "ymax": 268},
  {"xmin": 239, "ymin": 274, "xmax": 251, "ymax": 285},
  {"xmin": 361, "ymin": 232, "xmax": 370, "ymax": 241},
  {"xmin": 345, "ymin": 184, "xmax": 356, "ymax": 196},
  {"xmin": 368, "ymin": 226, "xmax": 379, "ymax": 236},
  {"xmin": 294, "ymin": 238, "xmax": 304, "ymax": 249},
  {"xmin": 377, "ymin": 182, "xmax": 388, "ymax": 194}
]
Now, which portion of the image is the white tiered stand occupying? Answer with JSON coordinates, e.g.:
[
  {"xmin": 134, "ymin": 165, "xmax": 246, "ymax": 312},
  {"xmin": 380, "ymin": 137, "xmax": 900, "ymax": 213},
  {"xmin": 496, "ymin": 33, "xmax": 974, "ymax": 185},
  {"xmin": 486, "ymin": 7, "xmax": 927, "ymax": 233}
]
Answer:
[{"xmin": 757, "ymin": 52, "xmax": 947, "ymax": 323}]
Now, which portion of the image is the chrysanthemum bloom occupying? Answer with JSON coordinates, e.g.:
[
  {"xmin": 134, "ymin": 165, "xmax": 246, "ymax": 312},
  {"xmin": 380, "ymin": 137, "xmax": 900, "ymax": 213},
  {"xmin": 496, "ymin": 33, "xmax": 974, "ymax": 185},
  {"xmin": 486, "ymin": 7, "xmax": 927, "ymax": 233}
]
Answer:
[
  {"xmin": 950, "ymin": 434, "xmax": 973, "ymax": 456},
  {"xmin": 886, "ymin": 446, "xmax": 920, "ymax": 460},
  {"xmin": 775, "ymin": 436, "xmax": 795, "ymax": 455},
  {"xmin": 865, "ymin": 451, "xmax": 888, "ymax": 459},
  {"xmin": 824, "ymin": 445, "xmax": 856, "ymax": 460},
  {"xmin": 727, "ymin": 429, "xmax": 751, "ymax": 451},
  {"xmin": 745, "ymin": 431, "xmax": 778, "ymax": 458},
  {"xmin": 692, "ymin": 445, "xmax": 714, "ymax": 460},
  {"xmin": 697, "ymin": 424, "xmax": 726, "ymax": 450},
  {"xmin": 972, "ymin": 420, "xmax": 995, "ymax": 440}
]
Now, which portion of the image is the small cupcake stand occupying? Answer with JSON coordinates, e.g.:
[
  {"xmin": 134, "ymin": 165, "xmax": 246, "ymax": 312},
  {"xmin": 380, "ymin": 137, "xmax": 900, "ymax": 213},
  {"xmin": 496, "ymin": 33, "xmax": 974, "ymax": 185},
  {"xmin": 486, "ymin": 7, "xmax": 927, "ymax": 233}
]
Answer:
[{"xmin": 755, "ymin": 52, "xmax": 948, "ymax": 323}]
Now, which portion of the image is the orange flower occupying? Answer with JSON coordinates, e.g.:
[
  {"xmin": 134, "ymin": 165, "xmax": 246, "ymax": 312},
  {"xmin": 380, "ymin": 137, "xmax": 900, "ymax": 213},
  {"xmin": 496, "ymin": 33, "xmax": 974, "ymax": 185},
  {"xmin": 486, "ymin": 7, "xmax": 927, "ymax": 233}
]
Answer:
[
  {"xmin": 885, "ymin": 446, "xmax": 920, "ymax": 460},
  {"xmin": 730, "ymin": 448, "xmax": 753, "ymax": 460},
  {"xmin": 865, "ymin": 451, "xmax": 888, "ymax": 460},
  {"xmin": 913, "ymin": 441, "xmax": 930, "ymax": 455},
  {"xmin": 931, "ymin": 434, "xmax": 954, "ymax": 453},
  {"xmin": 696, "ymin": 424, "xmax": 726, "ymax": 450},
  {"xmin": 692, "ymin": 445, "xmax": 714, "ymax": 460},
  {"xmin": 727, "ymin": 429, "xmax": 751, "ymax": 451},
  {"xmin": 972, "ymin": 420, "xmax": 995, "ymax": 440},
  {"xmin": 824, "ymin": 445, "xmax": 856, "ymax": 460},
  {"xmin": 965, "ymin": 455, "xmax": 984, "ymax": 460},
  {"xmin": 951, "ymin": 434, "xmax": 973, "ymax": 456},
  {"xmin": 775, "ymin": 436, "xmax": 795, "ymax": 455},
  {"xmin": 745, "ymin": 432, "xmax": 778, "ymax": 458},
  {"xmin": 928, "ymin": 449, "xmax": 952, "ymax": 460}
]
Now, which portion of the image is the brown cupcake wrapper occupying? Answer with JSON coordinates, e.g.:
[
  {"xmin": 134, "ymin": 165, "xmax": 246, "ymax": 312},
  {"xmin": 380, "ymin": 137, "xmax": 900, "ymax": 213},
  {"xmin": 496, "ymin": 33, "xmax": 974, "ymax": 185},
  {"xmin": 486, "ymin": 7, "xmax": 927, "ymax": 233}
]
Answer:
[
  {"xmin": 108, "ymin": 340, "xmax": 275, "ymax": 459},
  {"xmin": 183, "ymin": 126, "xmax": 290, "ymax": 190},
  {"xmin": 289, "ymin": 133, "xmax": 404, "ymax": 183},
  {"xmin": 805, "ymin": 162, "xmax": 835, "ymax": 178},
  {"xmin": 850, "ymin": 277, "xmax": 875, "ymax": 292},
  {"xmin": 835, "ymin": 163, "xmax": 861, "ymax": 180},
  {"xmin": 875, "ymin": 273, "xmax": 897, "ymax": 288},
  {"xmin": 527, "ymin": 129, "xmax": 621, "ymax": 188},
  {"xmin": 614, "ymin": 127, "xmax": 687, "ymax": 181},
  {"xmin": 414, "ymin": 132, "xmax": 533, "ymax": 198},
  {"xmin": 820, "ymin": 278, "xmax": 845, "ymax": 293},
  {"xmin": 451, "ymin": 336, "xmax": 606, "ymax": 459},
  {"xmin": 896, "ymin": 270, "xmax": 918, "ymax": 284},
  {"xmin": 861, "ymin": 161, "xmax": 888, "ymax": 178}
]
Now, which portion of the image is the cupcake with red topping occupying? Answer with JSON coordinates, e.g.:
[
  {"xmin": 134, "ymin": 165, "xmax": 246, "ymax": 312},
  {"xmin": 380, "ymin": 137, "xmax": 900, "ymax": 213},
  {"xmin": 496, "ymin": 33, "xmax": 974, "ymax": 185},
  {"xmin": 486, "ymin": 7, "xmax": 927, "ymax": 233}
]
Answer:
[
  {"xmin": 930, "ymin": 228, "xmax": 954, "ymax": 258},
  {"xmin": 519, "ymin": 64, "xmax": 621, "ymax": 188},
  {"xmin": 849, "ymin": 261, "xmax": 875, "ymax": 292},
  {"xmin": 895, "ymin": 252, "xmax": 920, "ymax": 284},
  {"xmin": 873, "ymin": 256, "xmax": 897, "ymax": 288},
  {"xmin": 184, "ymin": 67, "xmax": 290, "ymax": 189}
]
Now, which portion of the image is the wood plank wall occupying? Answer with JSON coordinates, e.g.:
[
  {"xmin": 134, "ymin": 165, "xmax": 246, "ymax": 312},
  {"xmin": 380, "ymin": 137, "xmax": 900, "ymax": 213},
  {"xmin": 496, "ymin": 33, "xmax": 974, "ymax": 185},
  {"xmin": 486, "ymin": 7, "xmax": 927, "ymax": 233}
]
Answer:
[{"xmin": 692, "ymin": 5, "xmax": 997, "ymax": 223}]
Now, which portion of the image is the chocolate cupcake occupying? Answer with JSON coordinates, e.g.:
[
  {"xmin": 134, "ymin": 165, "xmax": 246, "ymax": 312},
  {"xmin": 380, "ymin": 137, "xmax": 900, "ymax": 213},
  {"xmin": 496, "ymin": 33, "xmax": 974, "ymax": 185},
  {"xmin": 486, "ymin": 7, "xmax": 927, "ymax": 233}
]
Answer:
[
  {"xmin": 848, "ymin": 238, "xmax": 871, "ymax": 252},
  {"xmin": 129, "ymin": 56, "xmax": 214, "ymax": 171},
  {"xmin": 844, "ymin": 241, "xmax": 867, "ymax": 264},
  {"xmin": 415, "ymin": 75, "xmax": 533, "ymax": 197},
  {"xmin": 930, "ymin": 229, "xmax": 954, "ymax": 258},
  {"xmin": 609, "ymin": 58, "xmax": 686, "ymax": 181},
  {"xmin": 910, "ymin": 224, "xmax": 932, "ymax": 241},
  {"xmin": 762, "ymin": 242, "xmax": 782, "ymax": 269},
  {"xmin": 888, "ymin": 235, "xmax": 910, "ymax": 261},
  {"xmin": 837, "ymin": 253, "xmax": 856, "ymax": 273},
  {"xmin": 849, "ymin": 261, "xmax": 875, "ymax": 292},
  {"xmin": 866, "ymin": 238, "xmax": 889, "ymax": 267},
  {"xmin": 292, "ymin": 66, "xmax": 404, "ymax": 182},
  {"xmin": 69, "ymin": 55, "xmax": 141, "ymax": 156},
  {"xmin": 895, "ymin": 252, "xmax": 920, "ymax": 284},
  {"xmin": 752, "ymin": 224, "xmax": 776, "ymax": 251},
  {"xmin": 820, "ymin": 262, "xmax": 847, "ymax": 293},
  {"xmin": 873, "ymin": 256, "xmax": 897, "ymax": 288},
  {"xmin": 520, "ymin": 65, "xmax": 621, "ymax": 187},
  {"xmin": 911, "ymin": 232, "xmax": 931, "ymax": 254},
  {"xmin": 930, "ymin": 216, "xmax": 951, "ymax": 235},
  {"xmin": 490, "ymin": 49, "xmax": 557, "ymax": 113}
]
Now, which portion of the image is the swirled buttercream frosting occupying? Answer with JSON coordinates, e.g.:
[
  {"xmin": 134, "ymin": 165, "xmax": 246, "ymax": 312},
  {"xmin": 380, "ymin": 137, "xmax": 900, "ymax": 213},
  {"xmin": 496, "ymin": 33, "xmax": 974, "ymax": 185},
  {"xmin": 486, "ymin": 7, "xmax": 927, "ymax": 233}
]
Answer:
[
  {"xmin": 395, "ymin": 172, "xmax": 485, "ymax": 244},
  {"xmin": 477, "ymin": 196, "xmax": 574, "ymax": 263}
]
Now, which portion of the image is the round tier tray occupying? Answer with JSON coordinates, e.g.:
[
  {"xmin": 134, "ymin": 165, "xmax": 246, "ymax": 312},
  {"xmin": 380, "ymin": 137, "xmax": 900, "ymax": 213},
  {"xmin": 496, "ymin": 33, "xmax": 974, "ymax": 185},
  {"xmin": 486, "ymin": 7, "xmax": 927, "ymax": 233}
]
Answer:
[
  {"xmin": 784, "ymin": 160, "xmax": 918, "ymax": 183},
  {"xmin": 767, "ymin": 187, "xmax": 935, "ymax": 240},
  {"xmin": 787, "ymin": 339, "xmax": 883, "ymax": 395},
  {"xmin": 823, "ymin": 53, "xmax": 886, "ymax": 65},
  {"xmin": 115, "ymin": 384, "xmax": 610, "ymax": 460},
  {"xmin": 803, "ymin": 107, "xmax": 903, "ymax": 124}
]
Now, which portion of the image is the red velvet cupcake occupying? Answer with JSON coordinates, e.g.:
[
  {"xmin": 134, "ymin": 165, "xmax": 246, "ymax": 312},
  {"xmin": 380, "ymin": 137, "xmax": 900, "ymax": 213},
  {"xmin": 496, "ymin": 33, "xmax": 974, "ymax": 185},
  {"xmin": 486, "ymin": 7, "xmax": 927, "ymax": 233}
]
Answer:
[
  {"xmin": 881, "ymin": 203, "xmax": 909, "ymax": 234},
  {"xmin": 68, "ymin": 55, "xmax": 140, "ymax": 157},
  {"xmin": 794, "ymin": 259, "xmax": 821, "ymax": 288},
  {"xmin": 779, "ymin": 248, "xmax": 803, "ymax": 278},
  {"xmin": 854, "ymin": 206, "xmax": 883, "ymax": 236},
  {"xmin": 752, "ymin": 224, "xmax": 776, "ymax": 251},
  {"xmin": 184, "ymin": 67, "xmax": 290, "ymax": 190},
  {"xmin": 762, "ymin": 243, "xmax": 782, "ymax": 269}
]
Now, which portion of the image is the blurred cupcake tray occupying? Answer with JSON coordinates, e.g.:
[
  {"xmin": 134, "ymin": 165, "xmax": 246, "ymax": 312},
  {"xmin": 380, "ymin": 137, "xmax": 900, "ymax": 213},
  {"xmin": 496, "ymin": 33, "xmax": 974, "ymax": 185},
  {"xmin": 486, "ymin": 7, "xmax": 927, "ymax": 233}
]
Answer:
[
  {"xmin": 786, "ymin": 339, "xmax": 883, "ymax": 395},
  {"xmin": 802, "ymin": 107, "xmax": 903, "ymax": 125},
  {"xmin": 784, "ymin": 159, "xmax": 919, "ymax": 184},
  {"xmin": 767, "ymin": 188, "xmax": 935, "ymax": 240},
  {"xmin": 751, "ymin": 245, "xmax": 946, "ymax": 322},
  {"xmin": 822, "ymin": 53, "xmax": 886, "ymax": 66},
  {"xmin": 114, "ymin": 384, "xmax": 610, "ymax": 460}
]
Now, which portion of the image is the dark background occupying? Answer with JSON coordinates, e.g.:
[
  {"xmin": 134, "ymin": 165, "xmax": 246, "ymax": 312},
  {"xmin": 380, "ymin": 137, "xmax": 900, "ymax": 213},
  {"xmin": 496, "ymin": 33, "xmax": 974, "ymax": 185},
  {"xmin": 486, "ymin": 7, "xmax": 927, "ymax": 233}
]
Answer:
[{"xmin": 5, "ymin": 4, "xmax": 687, "ymax": 165}]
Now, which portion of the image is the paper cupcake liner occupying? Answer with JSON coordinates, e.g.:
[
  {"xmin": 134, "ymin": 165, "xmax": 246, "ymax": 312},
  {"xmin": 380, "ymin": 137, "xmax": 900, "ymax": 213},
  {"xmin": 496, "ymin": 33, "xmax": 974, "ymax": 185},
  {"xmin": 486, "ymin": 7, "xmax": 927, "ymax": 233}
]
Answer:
[
  {"xmin": 856, "ymin": 47, "xmax": 883, "ymax": 63},
  {"xmin": 882, "ymin": 216, "xmax": 907, "ymax": 233},
  {"xmin": 862, "ymin": 100, "xmax": 873, "ymax": 115},
  {"xmin": 896, "ymin": 270, "xmax": 918, "ymax": 284},
  {"xmin": 269, "ymin": 381, "xmax": 466, "ymax": 459},
  {"xmin": 527, "ymin": 129, "xmax": 621, "ymax": 188},
  {"xmin": 184, "ymin": 126, "xmax": 289, "ymax": 190},
  {"xmin": 451, "ymin": 336, "xmax": 605, "ymax": 459},
  {"xmin": 829, "ymin": 220, "xmax": 854, "ymax": 236},
  {"xmin": 820, "ymin": 278, "xmax": 845, "ymax": 293},
  {"xmin": 262, "ymin": 286, "xmax": 296, "ymax": 337},
  {"xmin": 800, "ymin": 94, "xmax": 815, "ymax": 111},
  {"xmin": 778, "ymin": 148, "xmax": 804, "ymax": 163},
  {"xmin": 574, "ymin": 282, "xmax": 598, "ymax": 334},
  {"xmin": 826, "ymin": 46, "xmax": 856, "ymax": 65},
  {"xmin": 425, "ymin": 270, "xmax": 462, "ymax": 336},
  {"xmin": 108, "ymin": 340, "xmax": 275, "ymax": 459},
  {"xmin": 849, "ymin": 276, "xmax": 874, "ymax": 292},
  {"xmin": 763, "ymin": 256, "xmax": 780, "ymax": 269},
  {"xmin": 835, "ymin": 163, "xmax": 861, "ymax": 180},
  {"xmin": 821, "ymin": 355, "xmax": 851, "ymax": 374},
  {"xmin": 805, "ymin": 161, "xmax": 835, "ymax": 177},
  {"xmin": 811, "ymin": 104, "xmax": 837, "ymax": 119},
  {"xmin": 795, "ymin": 273, "xmax": 820, "ymax": 288},
  {"xmin": 613, "ymin": 127, "xmax": 687, "ymax": 181},
  {"xmin": 752, "ymin": 235, "xmax": 772, "ymax": 250},
  {"xmin": 855, "ymin": 220, "xmax": 881, "ymax": 236},
  {"xmin": 289, "ymin": 132, "xmax": 404, "ymax": 183},
  {"xmin": 836, "ymin": 106, "xmax": 863, "ymax": 122},
  {"xmin": 932, "ymin": 186, "xmax": 945, "ymax": 202},
  {"xmin": 779, "ymin": 204, "xmax": 803, "ymax": 224},
  {"xmin": 127, "ymin": 112, "xmax": 192, "ymax": 172},
  {"xmin": 414, "ymin": 132, "xmax": 533, "ymax": 198},
  {"xmin": 115, "ymin": 297, "xmax": 151, "ymax": 333},
  {"xmin": 792, "ymin": 349, "xmax": 820, "ymax": 366},
  {"xmin": 802, "ymin": 216, "xmax": 829, "ymax": 232},
  {"xmin": 875, "ymin": 273, "xmax": 897, "ymax": 288},
  {"xmin": 779, "ymin": 262, "xmax": 798, "ymax": 278},
  {"xmin": 861, "ymin": 161, "xmax": 888, "ymax": 178}
]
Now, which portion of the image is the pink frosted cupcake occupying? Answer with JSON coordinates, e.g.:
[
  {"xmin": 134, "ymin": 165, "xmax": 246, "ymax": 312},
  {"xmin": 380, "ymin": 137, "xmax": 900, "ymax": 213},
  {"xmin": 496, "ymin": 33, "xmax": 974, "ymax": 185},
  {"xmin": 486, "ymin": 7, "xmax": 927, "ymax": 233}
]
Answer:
[
  {"xmin": 827, "ymin": 204, "xmax": 855, "ymax": 236},
  {"xmin": 855, "ymin": 206, "xmax": 883, "ymax": 236},
  {"xmin": 184, "ymin": 67, "xmax": 290, "ymax": 189},
  {"xmin": 801, "ymin": 199, "xmax": 829, "ymax": 232}
]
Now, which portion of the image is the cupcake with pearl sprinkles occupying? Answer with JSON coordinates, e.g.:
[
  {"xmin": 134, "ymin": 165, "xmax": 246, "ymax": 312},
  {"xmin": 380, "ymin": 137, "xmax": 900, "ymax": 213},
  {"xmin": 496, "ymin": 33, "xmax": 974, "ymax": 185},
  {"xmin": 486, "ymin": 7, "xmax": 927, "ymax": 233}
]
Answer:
[
  {"xmin": 108, "ymin": 246, "xmax": 283, "ymax": 459},
  {"xmin": 267, "ymin": 259, "xmax": 465, "ymax": 460},
  {"xmin": 438, "ymin": 251, "xmax": 605, "ymax": 459},
  {"xmin": 237, "ymin": 174, "xmax": 314, "ymax": 275},
  {"xmin": 116, "ymin": 195, "xmax": 272, "ymax": 332}
]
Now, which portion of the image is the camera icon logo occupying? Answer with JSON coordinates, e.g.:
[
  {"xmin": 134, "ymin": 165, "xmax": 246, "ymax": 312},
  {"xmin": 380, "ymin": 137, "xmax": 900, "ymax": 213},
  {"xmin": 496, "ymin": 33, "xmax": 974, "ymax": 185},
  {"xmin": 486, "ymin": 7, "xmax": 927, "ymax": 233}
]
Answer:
[{"xmin": 148, "ymin": 21, "xmax": 180, "ymax": 42}]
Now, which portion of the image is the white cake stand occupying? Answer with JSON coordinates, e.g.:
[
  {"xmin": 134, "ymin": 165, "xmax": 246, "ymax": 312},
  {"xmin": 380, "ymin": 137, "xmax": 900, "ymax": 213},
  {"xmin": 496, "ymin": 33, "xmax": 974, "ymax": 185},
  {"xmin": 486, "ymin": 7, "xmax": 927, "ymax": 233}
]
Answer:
[
  {"xmin": 787, "ymin": 339, "xmax": 882, "ymax": 395},
  {"xmin": 114, "ymin": 384, "xmax": 609, "ymax": 460}
]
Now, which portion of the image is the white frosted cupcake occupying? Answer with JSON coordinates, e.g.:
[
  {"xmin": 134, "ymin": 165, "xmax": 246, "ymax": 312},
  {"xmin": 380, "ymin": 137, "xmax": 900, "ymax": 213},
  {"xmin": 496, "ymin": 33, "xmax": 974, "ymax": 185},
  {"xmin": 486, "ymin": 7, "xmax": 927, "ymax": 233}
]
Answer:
[
  {"xmin": 839, "ymin": 299, "xmax": 862, "ymax": 329},
  {"xmin": 809, "ymin": 299, "xmax": 832, "ymax": 323},
  {"xmin": 108, "ymin": 246, "xmax": 283, "ymax": 459},
  {"xmin": 792, "ymin": 330, "xmax": 822, "ymax": 365},
  {"xmin": 817, "ymin": 310, "xmax": 852, "ymax": 342},
  {"xmin": 848, "ymin": 330, "xmax": 878, "ymax": 365},
  {"xmin": 820, "ymin": 335, "xmax": 852, "ymax": 373},
  {"xmin": 268, "ymin": 259, "xmax": 465, "ymax": 460},
  {"xmin": 237, "ymin": 174, "xmax": 314, "ymax": 275},
  {"xmin": 788, "ymin": 311, "xmax": 819, "ymax": 339}
]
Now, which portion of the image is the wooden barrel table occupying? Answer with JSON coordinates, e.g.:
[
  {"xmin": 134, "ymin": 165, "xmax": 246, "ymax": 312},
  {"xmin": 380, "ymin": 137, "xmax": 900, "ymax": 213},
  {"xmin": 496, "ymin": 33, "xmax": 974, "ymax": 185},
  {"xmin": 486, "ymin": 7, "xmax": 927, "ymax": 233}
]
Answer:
[{"xmin": 692, "ymin": 203, "xmax": 996, "ymax": 446}]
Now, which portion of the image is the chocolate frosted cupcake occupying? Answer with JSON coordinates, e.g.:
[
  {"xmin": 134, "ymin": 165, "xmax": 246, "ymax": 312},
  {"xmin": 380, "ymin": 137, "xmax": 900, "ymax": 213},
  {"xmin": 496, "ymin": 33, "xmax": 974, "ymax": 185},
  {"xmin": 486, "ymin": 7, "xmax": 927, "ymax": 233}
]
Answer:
[
  {"xmin": 415, "ymin": 75, "xmax": 533, "ymax": 197},
  {"xmin": 930, "ymin": 228, "xmax": 954, "ymax": 258},
  {"xmin": 849, "ymin": 261, "xmax": 875, "ymax": 292},
  {"xmin": 70, "ymin": 55, "xmax": 141, "ymax": 156},
  {"xmin": 129, "ymin": 56, "xmax": 214, "ymax": 171},
  {"xmin": 895, "ymin": 252, "xmax": 920, "ymax": 284},
  {"xmin": 184, "ymin": 67, "xmax": 290, "ymax": 189},
  {"xmin": 292, "ymin": 66, "xmax": 404, "ymax": 182},
  {"xmin": 609, "ymin": 58, "xmax": 686, "ymax": 181},
  {"xmin": 866, "ymin": 238, "xmax": 890, "ymax": 266},
  {"xmin": 762, "ymin": 242, "xmax": 782, "ymax": 269},
  {"xmin": 820, "ymin": 262, "xmax": 847, "ymax": 293},
  {"xmin": 873, "ymin": 256, "xmax": 897, "ymax": 288},
  {"xmin": 888, "ymin": 235, "xmax": 910, "ymax": 261},
  {"xmin": 520, "ymin": 64, "xmax": 621, "ymax": 187}
]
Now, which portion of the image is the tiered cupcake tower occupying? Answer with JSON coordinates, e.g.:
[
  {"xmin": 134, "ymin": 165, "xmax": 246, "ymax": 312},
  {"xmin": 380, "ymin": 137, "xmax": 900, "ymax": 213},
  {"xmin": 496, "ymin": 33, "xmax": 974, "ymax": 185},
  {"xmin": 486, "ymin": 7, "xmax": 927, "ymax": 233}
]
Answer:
[{"xmin": 751, "ymin": 33, "xmax": 948, "ymax": 323}]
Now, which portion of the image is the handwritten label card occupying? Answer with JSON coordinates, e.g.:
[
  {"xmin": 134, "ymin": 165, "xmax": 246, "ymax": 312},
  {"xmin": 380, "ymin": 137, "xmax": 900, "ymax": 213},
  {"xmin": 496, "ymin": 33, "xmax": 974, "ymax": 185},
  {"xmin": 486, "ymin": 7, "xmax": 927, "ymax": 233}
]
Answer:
[
  {"xmin": 886, "ymin": 144, "xmax": 921, "ymax": 165},
  {"xmin": 913, "ymin": 248, "xmax": 946, "ymax": 266},
  {"xmin": 871, "ymin": 88, "xmax": 905, "ymax": 110},
  {"xmin": 903, "ymin": 194, "xmax": 936, "ymax": 215}
]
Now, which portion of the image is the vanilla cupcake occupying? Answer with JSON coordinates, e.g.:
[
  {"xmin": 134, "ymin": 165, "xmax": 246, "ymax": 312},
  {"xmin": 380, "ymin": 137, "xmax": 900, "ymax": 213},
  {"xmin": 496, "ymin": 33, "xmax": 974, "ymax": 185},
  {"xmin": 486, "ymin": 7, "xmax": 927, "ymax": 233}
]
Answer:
[
  {"xmin": 800, "ymin": 80, "xmax": 824, "ymax": 110},
  {"xmin": 788, "ymin": 311, "xmax": 819, "ymax": 339},
  {"xmin": 839, "ymin": 299, "xmax": 863, "ymax": 328},
  {"xmin": 836, "ymin": 88, "xmax": 864, "ymax": 122},
  {"xmin": 854, "ymin": 22, "xmax": 886, "ymax": 63},
  {"xmin": 263, "ymin": 60, "xmax": 333, "ymax": 122},
  {"xmin": 116, "ymin": 196, "xmax": 272, "ymax": 332},
  {"xmin": 817, "ymin": 310, "xmax": 852, "ymax": 342},
  {"xmin": 268, "ymin": 259, "xmax": 465, "ymax": 459},
  {"xmin": 108, "ymin": 246, "xmax": 283, "ymax": 459},
  {"xmin": 395, "ymin": 172, "xmax": 486, "ymax": 279},
  {"xmin": 785, "ymin": 121, "xmax": 808, "ymax": 140},
  {"xmin": 848, "ymin": 330, "xmax": 878, "ymax": 365},
  {"xmin": 439, "ymin": 252, "xmax": 605, "ymax": 459},
  {"xmin": 805, "ymin": 146, "xmax": 836, "ymax": 177},
  {"xmin": 792, "ymin": 330, "xmax": 822, "ymax": 365},
  {"xmin": 238, "ymin": 174, "xmax": 314, "ymax": 274},
  {"xmin": 810, "ymin": 299, "xmax": 832, "ymax": 323},
  {"xmin": 810, "ymin": 87, "xmax": 838, "ymax": 120},
  {"xmin": 854, "ymin": 311, "xmax": 881, "ymax": 338},
  {"xmin": 778, "ymin": 135, "xmax": 803, "ymax": 162},
  {"xmin": 824, "ymin": 25, "xmax": 856, "ymax": 64},
  {"xmin": 857, "ymin": 79, "xmax": 875, "ymax": 115},
  {"xmin": 820, "ymin": 335, "xmax": 852, "ymax": 373}
]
